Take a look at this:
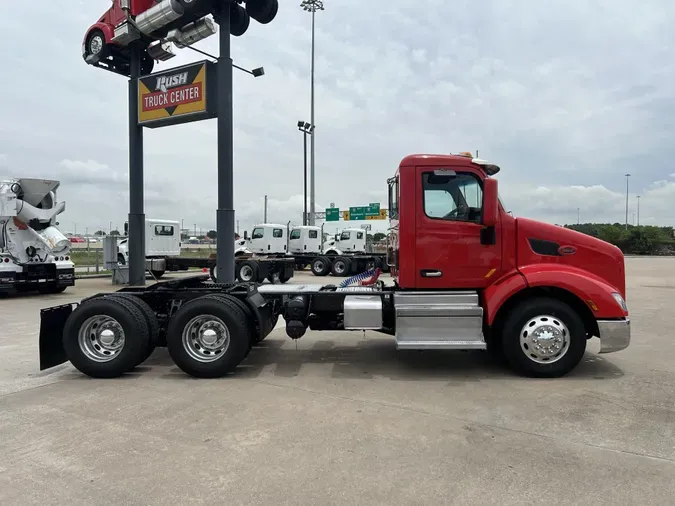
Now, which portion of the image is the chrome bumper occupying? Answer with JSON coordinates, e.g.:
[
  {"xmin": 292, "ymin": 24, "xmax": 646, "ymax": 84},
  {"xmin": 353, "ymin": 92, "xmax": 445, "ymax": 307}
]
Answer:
[{"xmin": 597, "ymin": 318, "xmax": 631, "ymax": 353}]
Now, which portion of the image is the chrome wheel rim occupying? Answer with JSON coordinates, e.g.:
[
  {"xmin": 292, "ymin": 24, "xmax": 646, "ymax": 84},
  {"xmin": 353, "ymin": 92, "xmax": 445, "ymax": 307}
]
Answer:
[
  {"xmin": 182, "ymin": 315, "xmax": 230, "ymax": 363},
  {"xmin": 90, "ymin": 35, "xmax": 103, "ymax": 55},
  {"xmin": 240, "ymin": 265, "xmax": 253, "ymax": 281},
  {"xmin": 314, "ymin": 260, "xmax": 324, "ymax": 272},
  {"xmin": 334, "ymin": 261, "xmax": 346, "ymax": 274},
  {"xmin": 78, "ymin": 315, "xmax": 125, "ymax": 362},
  {"xmin": 519, "ymin": 315, "xmax": 570, "ymax": 364}
]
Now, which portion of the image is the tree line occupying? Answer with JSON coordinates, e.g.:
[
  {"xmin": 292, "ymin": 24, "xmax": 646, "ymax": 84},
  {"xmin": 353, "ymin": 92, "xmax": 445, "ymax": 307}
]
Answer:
[{"xmin": 564, "ymin": 223, "xmax": 675, "ymax": 255}]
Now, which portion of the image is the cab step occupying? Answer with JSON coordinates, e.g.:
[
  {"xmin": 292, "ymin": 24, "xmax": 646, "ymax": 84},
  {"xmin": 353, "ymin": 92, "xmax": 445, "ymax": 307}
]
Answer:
[{"xmin": 394, "ymin": 291, "xmax": 486, "ymax": 350}]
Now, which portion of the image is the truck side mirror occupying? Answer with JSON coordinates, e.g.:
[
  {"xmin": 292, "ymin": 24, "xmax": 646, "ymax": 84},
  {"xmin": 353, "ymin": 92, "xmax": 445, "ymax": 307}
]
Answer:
[
  {"xmin": 244, "ymin": 230, "xmax": 248, "ymax": 240},
  {"xmin": 483, "ymin": 178, "xmax": 499, "ymax": 227},
  {"xmin": 124, "ymin": 222, "xmax": 128, "ymax": 235}
]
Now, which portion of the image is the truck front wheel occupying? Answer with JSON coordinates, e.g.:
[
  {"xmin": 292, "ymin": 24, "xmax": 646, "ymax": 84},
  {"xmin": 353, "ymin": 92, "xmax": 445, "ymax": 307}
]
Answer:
[
  {"xmin": 85, "ymin": 29, "xmax": 109, "ymax": 60},
  {"xmin": 501, "ymin": 297, "xmax": 587, "ymax": 378}
]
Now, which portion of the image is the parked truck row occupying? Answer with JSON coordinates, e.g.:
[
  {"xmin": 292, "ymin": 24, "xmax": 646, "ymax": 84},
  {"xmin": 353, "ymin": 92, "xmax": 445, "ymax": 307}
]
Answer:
[
  {"xmin": 115, "ymin": 219, "xmax": 388, "ymax": 283},
  {"xmin": 39, "ymin": 152, "xmax": 631, "ymax": 381}
]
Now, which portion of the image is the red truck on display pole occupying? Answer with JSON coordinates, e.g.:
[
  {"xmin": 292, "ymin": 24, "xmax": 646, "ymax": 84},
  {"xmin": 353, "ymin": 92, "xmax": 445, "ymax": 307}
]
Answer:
[
  {"xmin": 37, "ymin": 153, "xmax": 630, "ymax": 379},
  {"xmin": 83, "ymin": 0, "xmax": 276, "ymax": 76}
]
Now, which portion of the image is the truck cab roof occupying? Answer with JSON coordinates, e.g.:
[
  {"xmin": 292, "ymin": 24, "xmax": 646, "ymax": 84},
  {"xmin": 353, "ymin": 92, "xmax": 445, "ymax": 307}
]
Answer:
[{"xmin": 398, "ymin": 153, "xmax": 500, "ymax": 176}]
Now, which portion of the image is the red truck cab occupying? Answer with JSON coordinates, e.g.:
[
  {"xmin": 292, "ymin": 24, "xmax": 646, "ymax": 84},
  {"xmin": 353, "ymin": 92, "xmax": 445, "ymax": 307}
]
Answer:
[{"xmin": 387, "ymin": 153, "xmax": 630, "ymax": 374}]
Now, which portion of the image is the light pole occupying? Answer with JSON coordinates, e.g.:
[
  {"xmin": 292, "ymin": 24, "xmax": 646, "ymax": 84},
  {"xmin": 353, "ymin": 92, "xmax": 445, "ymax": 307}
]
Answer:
[
  {"xmin": 636, "ymin": 195, "xmax": 640, "ymax": 226},
  {"xmin": 298, "ymin": 120, "xmax": 314, "ymax": 225},
  {"xmin": 301, "ymin": 0, "xmax": 324, "ymax": 226},
  {"xmin": 624, "ymin": 173, "xmax": 631, "ymax": 230},
  {"xmin": 577, "ymin": 208, "xmax": 580, "ymax": 225}
]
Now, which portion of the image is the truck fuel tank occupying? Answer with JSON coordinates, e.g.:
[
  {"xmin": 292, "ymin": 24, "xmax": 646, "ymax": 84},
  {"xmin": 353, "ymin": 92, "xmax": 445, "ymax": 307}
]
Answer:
[{"xmin": 166, "ymin": 16, "xmax": 217, "ymax": 48}]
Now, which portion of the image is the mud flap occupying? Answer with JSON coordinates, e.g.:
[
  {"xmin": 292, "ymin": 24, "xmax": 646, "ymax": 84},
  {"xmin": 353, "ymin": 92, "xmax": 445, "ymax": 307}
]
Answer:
[{"xmin": 39, "ymin": 303, "xmax": 74, "ymax": 370}]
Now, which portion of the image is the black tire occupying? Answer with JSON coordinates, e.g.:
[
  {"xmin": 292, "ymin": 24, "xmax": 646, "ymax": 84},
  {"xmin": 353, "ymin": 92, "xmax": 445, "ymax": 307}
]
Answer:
[
  {"xmin": 203, "ymin": 294, "xmax": 257, "ymax": 349},
  {"xmin": 236, "ymin": 260, "xmax": 259, "ymax": 282},
  {"xmin": 311, "ymin": 256, "xmax": 330, "ymax": 276},
  {"xmin": 278, "ymin": 272, "xmax": 291, "ymax": 283},
  {"xmin": 62, "ymin": 296, "xmax": 150, "ymax": 378},
  {"xmin": 104, "ymin": 293, "xmax": 159, "ymax": 364},
  {"xmin": 86, "ymin": 29, "xmax": 109, "ymax": 60},
  {"xmin": 117, "ymin": 253, "xmax": 126, "ymax": 265},
  {"xmin": 266, "ymin": 273, "xmax": 276, "ymax": 284},
  {"xmin": 331, "ymin": 256, "xmax": 351, "ymax": 277},
  {"xmin": 501, "ymin": 297, "xmax": 587, "ymax": 378},
  {"xmin": 166, "ymin": 295, "xmax": 251, "ymax": 378}
]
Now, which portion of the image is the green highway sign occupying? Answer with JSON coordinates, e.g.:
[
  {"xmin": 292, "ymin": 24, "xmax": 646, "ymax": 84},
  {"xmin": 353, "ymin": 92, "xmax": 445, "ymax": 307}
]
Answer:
[
  {"xmin": 326, "ymin": 208, "xmax": 340, "ymax": 222},
  {"xmin": 349, "ymin": 206, "xmax": 367, "ymax": 220}
]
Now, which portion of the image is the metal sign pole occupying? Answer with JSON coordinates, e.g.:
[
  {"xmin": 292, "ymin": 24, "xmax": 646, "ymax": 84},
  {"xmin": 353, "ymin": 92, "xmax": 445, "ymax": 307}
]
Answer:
[
  {"xmin": 216, "ymin": 3, "xmax": 235, "ymax": 283},
  {"xmin": 128, "ymin": 43, "xmax": 146, "ymax": 286}
]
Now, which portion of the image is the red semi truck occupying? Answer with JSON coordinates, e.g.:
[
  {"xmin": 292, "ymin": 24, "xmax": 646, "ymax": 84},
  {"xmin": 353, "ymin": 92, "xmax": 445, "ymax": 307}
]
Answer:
[
  {"xmin": 82, "ymin": 0, "xmax": 277, "ymax": 76},
  {"xmin": 38, "ymin": 153, "xmax": 630, "ymax": 379}
]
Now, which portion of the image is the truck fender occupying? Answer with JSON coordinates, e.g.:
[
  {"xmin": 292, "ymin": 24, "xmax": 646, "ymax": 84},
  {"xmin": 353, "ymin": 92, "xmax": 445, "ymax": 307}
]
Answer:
[
  {"xmin": 483, "ymin": 270, "xmax": 528, "ymax": 325},
  {"xmin": 518, "ymin": 264, "xmax": 626, "ymax": 319},
  {"xmin": 85, "ymin": 23, "xmax": 114, "ymax": 46}
]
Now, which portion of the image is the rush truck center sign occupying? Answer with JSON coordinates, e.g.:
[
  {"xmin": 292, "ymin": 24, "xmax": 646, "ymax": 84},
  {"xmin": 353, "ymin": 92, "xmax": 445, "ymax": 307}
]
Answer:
[{"xmin": 137, "ymin": 60, "xmax": 217, "ymax": 128}]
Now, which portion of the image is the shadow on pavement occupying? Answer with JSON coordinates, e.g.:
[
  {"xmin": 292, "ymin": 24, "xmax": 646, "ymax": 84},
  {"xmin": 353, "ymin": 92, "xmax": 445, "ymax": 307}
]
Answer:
[{"xmin": 135, "ymin": 335, "xmax": 624, "ymax": 383}]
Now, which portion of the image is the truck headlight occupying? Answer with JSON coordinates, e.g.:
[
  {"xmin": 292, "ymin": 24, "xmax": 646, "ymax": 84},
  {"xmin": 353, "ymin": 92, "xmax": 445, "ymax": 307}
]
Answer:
[{"xmin": 612, "ymin": 292, "xmax": 628, "ymax": 312}]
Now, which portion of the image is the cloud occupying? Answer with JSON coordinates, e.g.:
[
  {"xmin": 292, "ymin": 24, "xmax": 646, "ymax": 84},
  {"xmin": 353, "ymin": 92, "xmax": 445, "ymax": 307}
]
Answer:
[{"xmin": 1, "ymin": 1, "xmax": 674, "ymax": 236}]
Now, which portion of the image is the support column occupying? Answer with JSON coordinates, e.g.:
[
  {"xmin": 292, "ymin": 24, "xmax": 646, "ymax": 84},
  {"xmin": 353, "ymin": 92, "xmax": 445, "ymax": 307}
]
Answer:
[
  {"xmin": 216, "ymin": 3, "xmax": 235, "ymax": 283},
  {"xmin": 128, "ymin": 44, "xmax": 145, "ymax": 286}
]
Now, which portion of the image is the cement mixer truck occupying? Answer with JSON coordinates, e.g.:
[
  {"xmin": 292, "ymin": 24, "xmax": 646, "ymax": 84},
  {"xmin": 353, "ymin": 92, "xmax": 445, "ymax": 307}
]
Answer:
[{"xmin": 0, "ymin": 179, "xmax": 75, "ymax": 295}]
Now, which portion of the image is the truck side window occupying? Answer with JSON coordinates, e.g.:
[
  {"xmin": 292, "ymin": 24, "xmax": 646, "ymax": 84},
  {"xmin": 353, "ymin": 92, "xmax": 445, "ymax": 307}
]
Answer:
[
  {"xmin": 309, "ymin": 230, "xmax": 318, "ymax": 239},
  {"xmin": 422, "ymin": 172, "xmax": 483, "ymax": 223},
  {"xmin": 290, "ymin": 229, "xmax": 301, "ymax": 239},
  {"xmin": 155, "ymin": 225, "xmax": 174, "ymax": 236},
  {"xmin": 340, "ymin": 231, "xmax": 350, "ymax": 240},
  {"xmin": 273, "ymin": 229, "xmax": 283, "ymax": 238},
  {"xmin": 252, "ymin": 227, "xmax": 264, "ymax": 239},
  {"xmin": 357, "ymin": 232, "xmax": 364, "ymax": 239}
]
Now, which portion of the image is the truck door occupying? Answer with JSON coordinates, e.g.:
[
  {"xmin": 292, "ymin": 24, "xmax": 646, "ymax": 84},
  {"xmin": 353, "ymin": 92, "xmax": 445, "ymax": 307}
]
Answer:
[{"xmin": 414, "ymin": 167, "xmax": 501, "ymax": 289}]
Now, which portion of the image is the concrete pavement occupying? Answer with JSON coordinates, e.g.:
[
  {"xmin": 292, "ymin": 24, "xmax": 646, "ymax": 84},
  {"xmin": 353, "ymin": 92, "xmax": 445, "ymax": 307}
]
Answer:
[{"xmin": 1, "ymin": 261, "xmax": 674, "ymax": 505}]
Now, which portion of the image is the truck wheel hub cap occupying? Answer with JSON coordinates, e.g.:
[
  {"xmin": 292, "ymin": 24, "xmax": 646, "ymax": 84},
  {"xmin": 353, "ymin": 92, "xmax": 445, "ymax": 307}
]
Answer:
[
  {"xmin": 519, "ymin": 315, "xmax": 570, "ymax": 364},
  {"xmin": 90, "ymin": 36, "xmax": 103, "ymax": 54},
  {"xmin": 78, "ymin": 315, "xmax": 125, "ymax": 363},
  {"xmin": 182, "ymin": 315, "xmax": 230, "ymax": 363},
  {"xmin": 240, "ymin": 266, "xmax": 253, "ymax": 280}
]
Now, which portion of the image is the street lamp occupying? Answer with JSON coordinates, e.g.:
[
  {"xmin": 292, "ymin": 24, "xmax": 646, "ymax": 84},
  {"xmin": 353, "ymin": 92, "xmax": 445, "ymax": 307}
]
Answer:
[
  {"xmin": 624, "ymin": 173, "xmax": 631, "ymax": 229},
  {"xmin": 301, "ymin": 0, "xmax": 324, "ymax": 225},
  {"xmin": 298, "ymin": 120, "xmax": 315, "ymax": 225},
  {"xmin": 636, "ymin": 195, "xmax": 640, "ymax": 226}
]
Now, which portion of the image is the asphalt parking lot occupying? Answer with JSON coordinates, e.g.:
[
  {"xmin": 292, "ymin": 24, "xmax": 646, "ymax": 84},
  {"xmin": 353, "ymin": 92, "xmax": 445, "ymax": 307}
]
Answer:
[{"xmin": 1, "ymin": 260, "xmax": 674, "ymax": 505}]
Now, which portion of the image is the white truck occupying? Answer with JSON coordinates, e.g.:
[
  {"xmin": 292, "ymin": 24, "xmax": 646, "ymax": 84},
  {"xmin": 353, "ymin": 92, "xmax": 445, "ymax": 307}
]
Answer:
[
  {"xmin": 0, "ymin": 178, "xmax": 75, "ymax": 295},
  {"xmin": 117, "ymin": 218, "xmax": 182, "ymax": 278},
  {"xmin": 286, "ymin": 225, "xmax": 388, "ymax": 277},
  {"xmin": 119, "ymin": 218, "xmax": 294, "ymax": 283}
]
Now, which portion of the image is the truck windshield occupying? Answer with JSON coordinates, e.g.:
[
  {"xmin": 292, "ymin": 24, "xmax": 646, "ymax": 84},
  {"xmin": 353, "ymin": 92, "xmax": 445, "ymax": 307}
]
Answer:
[
  {"xmin": 252, "ymin": 228, "xmax": 264, "ymax": 239},
  {"xmin": 290, "ymin": 229, "xmax": 301, "ymax": 240}
]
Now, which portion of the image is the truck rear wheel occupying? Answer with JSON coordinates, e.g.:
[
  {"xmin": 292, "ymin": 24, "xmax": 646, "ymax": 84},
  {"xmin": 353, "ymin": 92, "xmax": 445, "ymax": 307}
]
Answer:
[
  {"xmin": 331, "ymin": 256, "xmax": 351, "ymax": 277},
  {"xmin": 62, "ymin": 296, "xmax": 150, "ymax": 378},
  {"xmin": 104, "ymin": 293, "xmax": 160, "ymax": 364},
  {"xmin": 501, "ymin": 297, "xmax": 586, "ymax": 378},
  {"xmin": 166, "ymin": 295, "xmax": 252, "ymax": 378},
  {"xmin": 236, "ymin": 260, "xmax": 259, "ymax": 282},
  {"xmin": 311, "ymin": 256, "xmax": 330, "ymax": 276}
]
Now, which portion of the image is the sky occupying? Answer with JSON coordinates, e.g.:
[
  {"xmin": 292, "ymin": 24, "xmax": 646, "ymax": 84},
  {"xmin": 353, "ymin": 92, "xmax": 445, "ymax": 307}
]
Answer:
[{"xmin": 1, "ymin": 0, "xmax": 675, "ymax": 237}]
